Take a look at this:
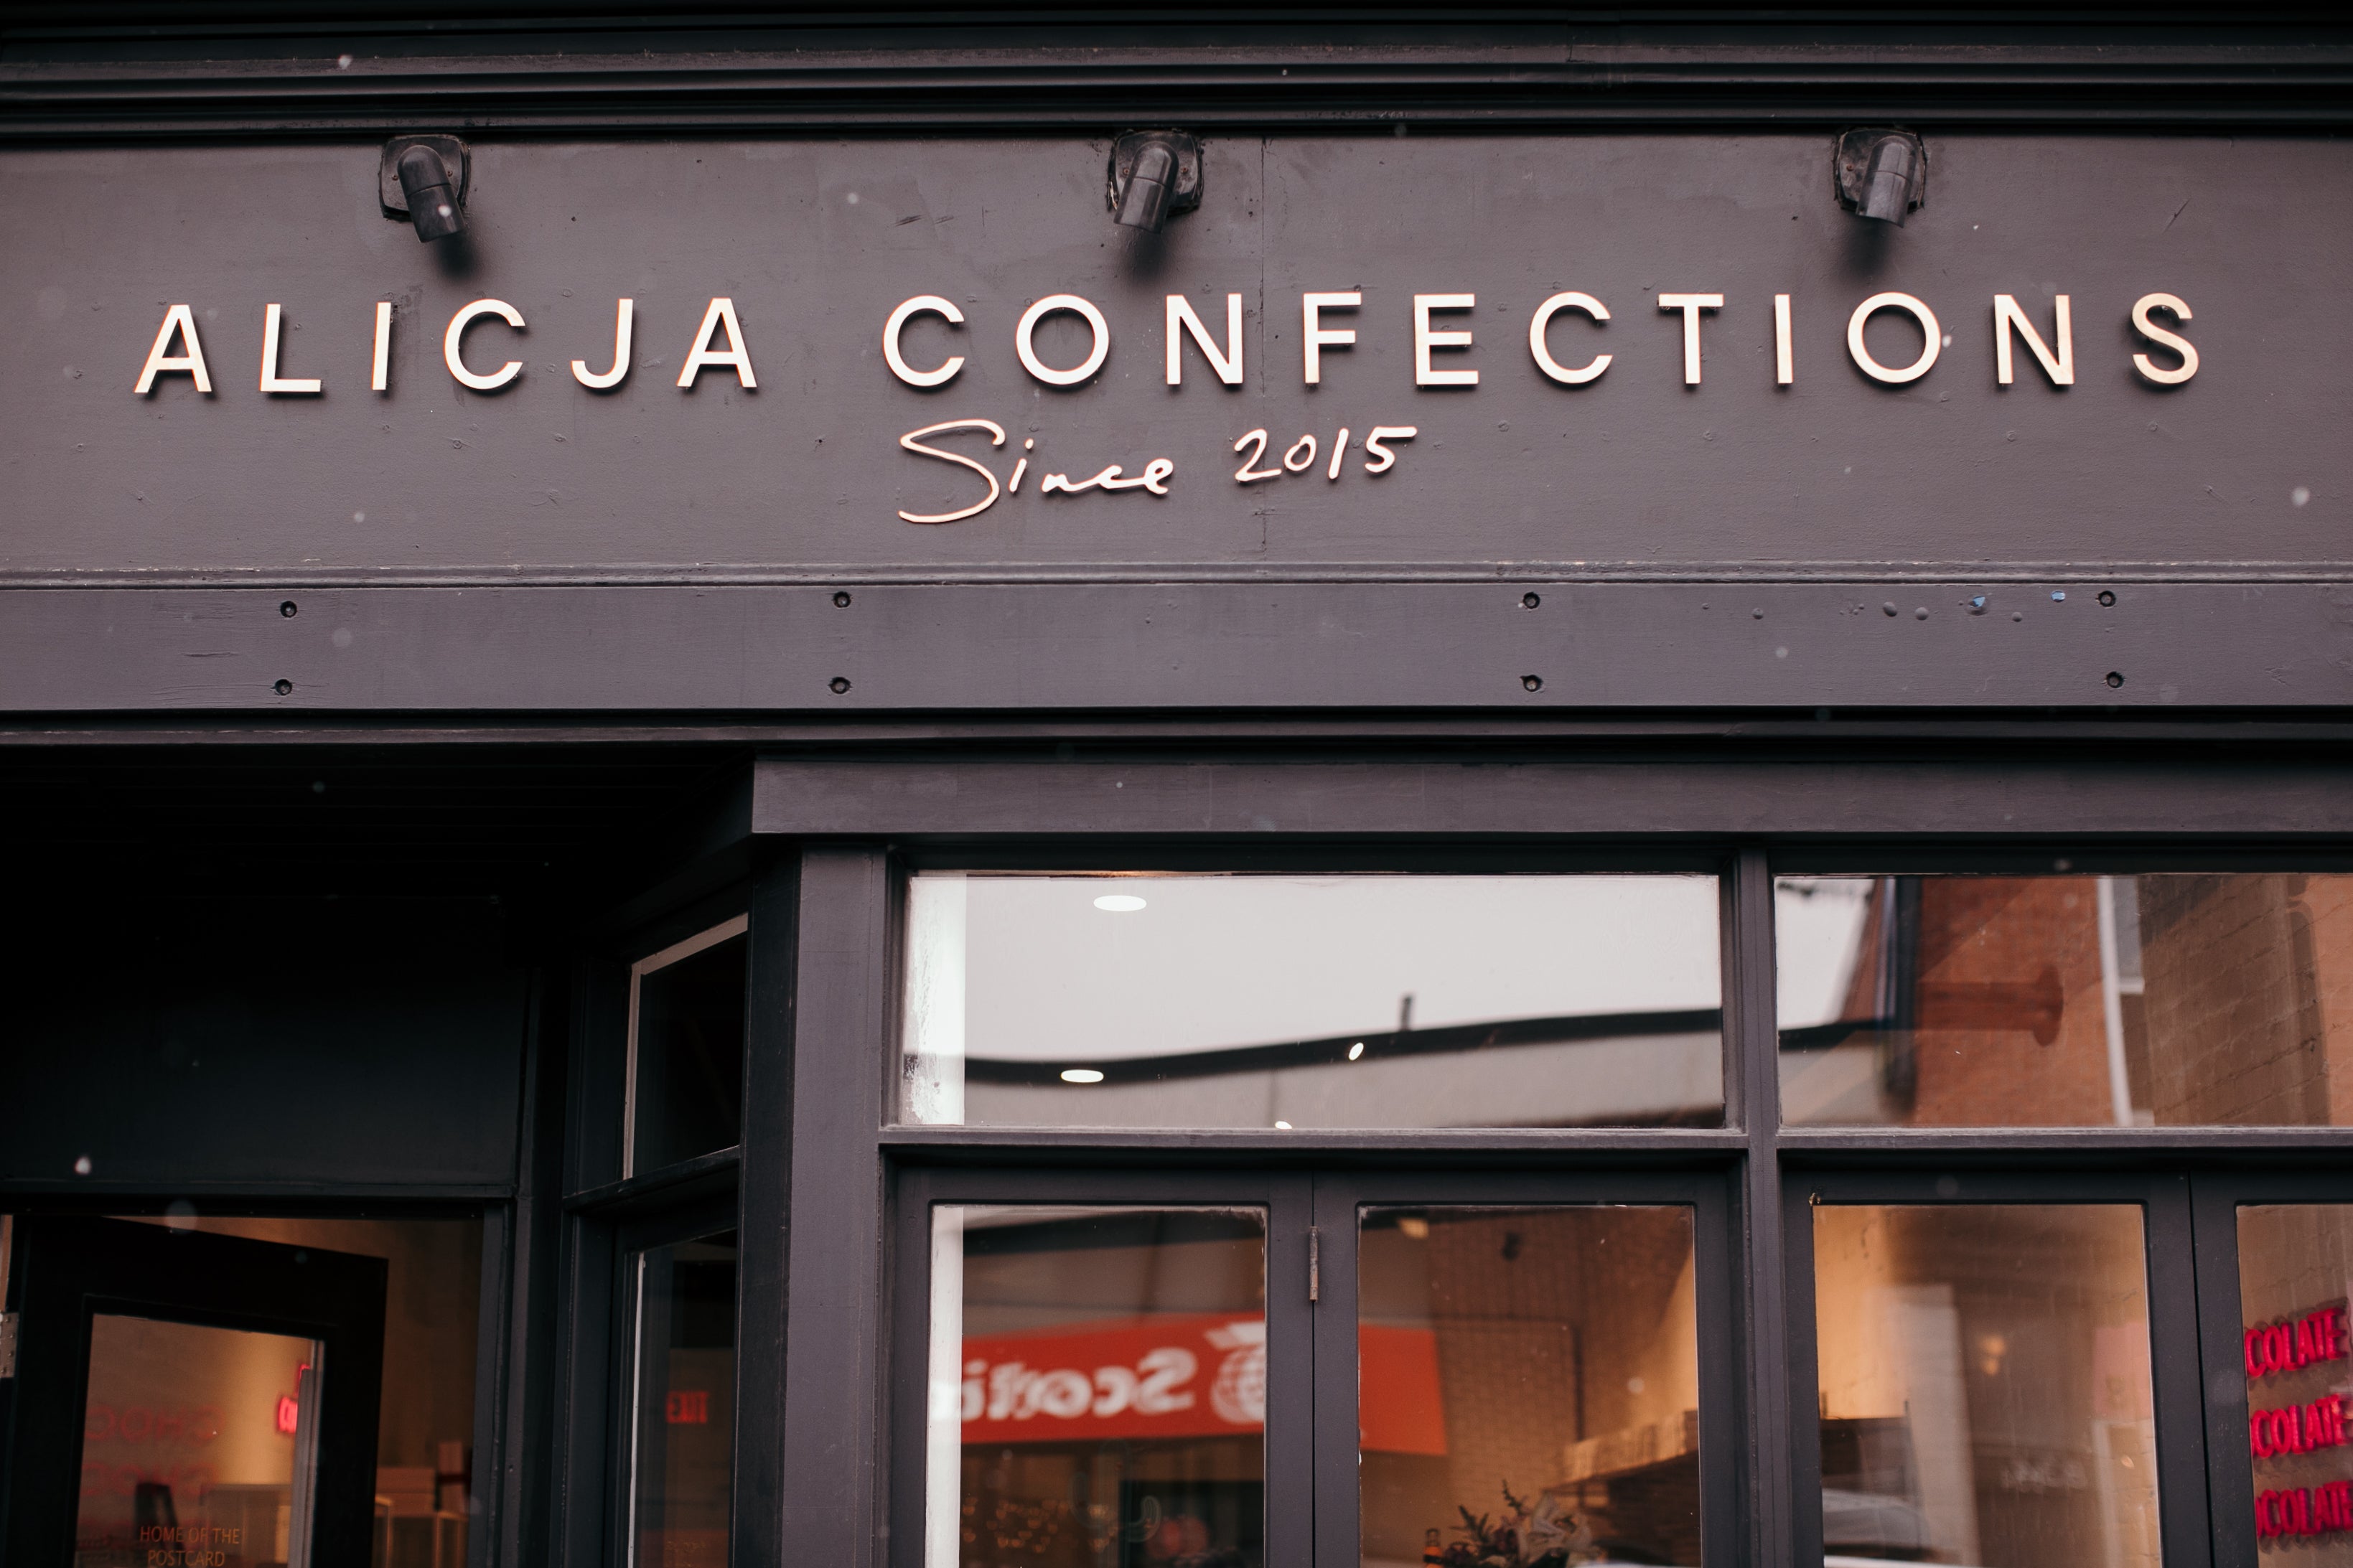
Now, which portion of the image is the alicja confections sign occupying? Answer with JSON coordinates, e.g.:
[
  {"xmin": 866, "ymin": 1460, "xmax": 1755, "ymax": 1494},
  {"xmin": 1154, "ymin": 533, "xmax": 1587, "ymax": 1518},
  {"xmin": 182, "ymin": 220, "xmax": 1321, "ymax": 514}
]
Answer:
[
  {"xmin": 4, "ymin": 133, "xmax": 2339, "ymax": 579},
  {"xmin": 127, "ymin": 283, "xmax": 2199, "ymax": 530}
]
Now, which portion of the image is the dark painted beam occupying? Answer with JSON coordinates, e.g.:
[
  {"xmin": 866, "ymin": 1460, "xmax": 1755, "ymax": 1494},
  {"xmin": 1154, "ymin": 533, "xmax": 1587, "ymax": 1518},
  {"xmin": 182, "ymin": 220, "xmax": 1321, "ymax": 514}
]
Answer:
[{"xmin": 2, "ymin": 582, "xmax": 2348, "ymax": 712}]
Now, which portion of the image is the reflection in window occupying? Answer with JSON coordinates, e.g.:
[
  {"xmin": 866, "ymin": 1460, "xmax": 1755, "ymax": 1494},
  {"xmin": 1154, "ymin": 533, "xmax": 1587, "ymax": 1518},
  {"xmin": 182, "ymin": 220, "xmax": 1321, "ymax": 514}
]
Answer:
[
  {"xmin": 1812, "ymin": 1205, "xmax": 2156, "ymax": 1568},
  {"xmin": 2237, "ymin": 1206, "xmax": 2353, "ymax": 1560},
  {"xmin": 1360, "ymin": 1207, "xmax": 1700, "ymax": 1568},
  {"xmin": 925, "ymin": 1207, "xmax": 1268, "ymax": 1568},
  {"xmin": 902, "ymin": 875, "xmax": 1722, "ymax": 1130},
  {"xmin": 631, "ymin": 1232, "xmax": 738, "ymax": 1568},
  {"xmin": 1776, "ymin": 874, "xmax": 2353, "ymax": 1127},
  {"xmin": 76, "ymin": 1315, "xmax": 324, "ymax": 1568},
  {"xmin": 629, "ymin": 919, "xmax": 749, "ymax": 1175}
]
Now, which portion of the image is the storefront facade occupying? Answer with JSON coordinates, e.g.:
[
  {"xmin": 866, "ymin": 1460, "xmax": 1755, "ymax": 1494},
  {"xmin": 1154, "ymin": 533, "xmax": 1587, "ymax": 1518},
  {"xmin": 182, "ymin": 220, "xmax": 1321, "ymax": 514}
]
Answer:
[{"xmin": 3, "ymin": 9, "xmax": 2352, "ymax": 1568}]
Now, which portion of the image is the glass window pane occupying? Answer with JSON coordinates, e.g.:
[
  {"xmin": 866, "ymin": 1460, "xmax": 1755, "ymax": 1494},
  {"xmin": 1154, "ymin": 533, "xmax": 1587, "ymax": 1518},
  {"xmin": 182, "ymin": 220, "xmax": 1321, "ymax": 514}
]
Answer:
[
  {"xmin": 76, "ymin": 1315, "xmax": 324, "ymax": 1568},
  {"xmin": 1812, "ymin": 1204, "xmax": 2157, "ymax": 1568},
  {"xmin": 629, "ymin": 920, "xmax": 749, "ymax": 1174},
  {"xmin": 1360, "ymin": 1206, "xmax": 1701, "ymax": 1568},
  {"xmin": 1777, "ymin": 873, "xmax": 2353, "ymax": 1127},
  {"xmin": 632, "ymin": 1231, "xmax": 739, "ymax": 1568},
  {"xmin": 2235, "ymin": 1205, "xmax": 2353, "ymax": 1557},
  {"xmin": 926, "ymin": 1206, "xmax": 1268, "ymax": 1568},
  {"xmin": 902, "ymin": 875, "xmax": 1722, "ymax": 1130}
]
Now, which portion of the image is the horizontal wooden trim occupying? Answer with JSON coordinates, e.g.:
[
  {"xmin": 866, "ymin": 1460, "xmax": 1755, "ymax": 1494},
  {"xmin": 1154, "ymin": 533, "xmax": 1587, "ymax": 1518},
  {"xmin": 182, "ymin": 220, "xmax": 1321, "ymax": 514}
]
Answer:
[
  {"xmin": 878, "ymin": 1125, "xmax": 1751, "ymax": 1162},
  {"xmin": 4, "ymin": 581, "xmax": 2349, "ymax": 713},
  {"xmin": 563, "ymin": 1142, "xmax": 740, "ymax": 1213},
  {"xmin": 7, "ymin": 22, "xmax": 2353, "ymax": 135},
  {"xmin": 1779, "ymin": 1125, "xmax": 2353, "ymax": 1160},
  {"xmin": 755, "ymin": 753, "xmax": 2353, "ymax": 836}
]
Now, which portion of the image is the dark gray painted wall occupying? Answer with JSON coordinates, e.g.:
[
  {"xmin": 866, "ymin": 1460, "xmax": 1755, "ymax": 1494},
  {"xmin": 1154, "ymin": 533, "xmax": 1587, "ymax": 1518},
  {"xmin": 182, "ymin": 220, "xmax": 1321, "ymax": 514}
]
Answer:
[
  {"xmin": 0, "ymin": 895, "xmax": 528, "ymax": 1189},
  {"xmin": 4, "ymin": 133, "xmax": 2344, "ymax": 583}
]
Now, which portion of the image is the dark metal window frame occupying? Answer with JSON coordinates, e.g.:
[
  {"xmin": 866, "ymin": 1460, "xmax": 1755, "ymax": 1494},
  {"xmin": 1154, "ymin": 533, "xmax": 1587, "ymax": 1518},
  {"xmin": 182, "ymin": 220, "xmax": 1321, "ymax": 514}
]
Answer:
[
  {"xmin": 553, "ymin": 886, "xmax": 763, "ymax": 1568},
  {"xmin": 747, "ymin": 746, "xmax": 2353, "ymax": 1568}
]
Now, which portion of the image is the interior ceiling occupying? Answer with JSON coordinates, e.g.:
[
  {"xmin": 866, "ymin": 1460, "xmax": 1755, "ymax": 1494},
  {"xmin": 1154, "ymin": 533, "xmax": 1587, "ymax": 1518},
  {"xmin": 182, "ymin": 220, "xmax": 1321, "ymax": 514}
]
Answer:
[{"xmin": 0, "ymin": 741, "xmax": 752, "ymax": 903}]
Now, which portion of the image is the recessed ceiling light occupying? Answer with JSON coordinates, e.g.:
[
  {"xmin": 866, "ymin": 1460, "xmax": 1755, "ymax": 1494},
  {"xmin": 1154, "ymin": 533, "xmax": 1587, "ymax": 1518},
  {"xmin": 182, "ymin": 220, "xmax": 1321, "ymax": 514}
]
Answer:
[
  {"xmin": 1273, "ymin": 1120, "xmax": 1293, "ymax": 1130},
  {"xmin": 1093, "ymin": 893, "xmax": 1147, "ymax": 912},
  {"xmin": 1060, "ymin": 1068, "xmax": 1105, "ymax": 1084},
  {"xmin": 1347, "ymin": 1041, "xmax": 1365, "ymax": 1061}
]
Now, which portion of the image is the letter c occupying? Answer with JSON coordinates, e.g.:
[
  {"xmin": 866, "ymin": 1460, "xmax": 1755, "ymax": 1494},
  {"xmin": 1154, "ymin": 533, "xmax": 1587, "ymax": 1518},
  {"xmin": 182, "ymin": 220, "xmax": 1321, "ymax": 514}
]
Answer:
[
  {"xmin": 1528, "ymin": 292, "xmax": 1612, "ymax": 385},
  {"xmin": 444, "ymin": 299, "xmax": 525, "ymax": 391},
  {"xmin": 884, "ymin": 296, "xmax": 965, "ymax": 388}
]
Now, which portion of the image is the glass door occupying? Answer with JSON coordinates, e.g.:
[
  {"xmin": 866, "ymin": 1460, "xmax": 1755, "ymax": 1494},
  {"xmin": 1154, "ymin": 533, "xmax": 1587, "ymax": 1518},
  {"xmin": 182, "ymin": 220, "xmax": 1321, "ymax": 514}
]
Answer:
[
  {"xmin": 1311, "ymin": 1175, "xmax": 1736, "ymax": 1568},
  {"xmin": 1, "ymin": 1216, "xmax": 388, "ymax": 1568},
  {"xmin": 898, "ymin": 1170, "xmax": 1734, "ymax": 1568}
]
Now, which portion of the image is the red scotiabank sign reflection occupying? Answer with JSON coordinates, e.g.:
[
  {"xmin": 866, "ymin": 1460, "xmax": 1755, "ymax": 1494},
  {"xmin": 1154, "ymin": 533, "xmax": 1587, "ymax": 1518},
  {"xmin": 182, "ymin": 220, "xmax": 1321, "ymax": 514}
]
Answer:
[{"xmin": 958, "ymin": 1315, "xmax": 1443, "ymax": 1454}]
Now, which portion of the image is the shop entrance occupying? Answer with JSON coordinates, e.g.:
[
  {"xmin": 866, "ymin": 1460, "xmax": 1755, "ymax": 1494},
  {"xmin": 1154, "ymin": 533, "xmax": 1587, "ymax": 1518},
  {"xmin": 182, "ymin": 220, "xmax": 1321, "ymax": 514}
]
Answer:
[
  {"xmin": 893, "ymin": 1168, "xmax": 1736, "ymax": 1568},
  {"xmin": 2, "ymin": 1216, "xmax": 388, "ymax": 1568}
]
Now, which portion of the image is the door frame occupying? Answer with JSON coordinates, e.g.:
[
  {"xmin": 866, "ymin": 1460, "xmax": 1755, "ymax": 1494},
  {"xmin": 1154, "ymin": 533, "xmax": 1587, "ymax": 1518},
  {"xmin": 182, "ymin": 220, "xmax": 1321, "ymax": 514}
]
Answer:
[{"xmin": 1, "ymin": 1213, "xmax": 389, "ymax": 1568}]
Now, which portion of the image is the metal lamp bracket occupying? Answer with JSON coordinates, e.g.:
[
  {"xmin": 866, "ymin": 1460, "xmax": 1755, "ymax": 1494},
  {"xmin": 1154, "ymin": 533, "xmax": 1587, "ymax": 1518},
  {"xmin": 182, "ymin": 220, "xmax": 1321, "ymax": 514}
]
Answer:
[
  {"xmin": 1833, "ymin": 126, "xmax": 1927, "ymax": 218},
  {"xmin": 380, "ymin": 135, "xmax": 469, "ymax": 218},
  {"xmin": 1107, "ymin": 131, "xmax": 1203, "ymax": 219}
]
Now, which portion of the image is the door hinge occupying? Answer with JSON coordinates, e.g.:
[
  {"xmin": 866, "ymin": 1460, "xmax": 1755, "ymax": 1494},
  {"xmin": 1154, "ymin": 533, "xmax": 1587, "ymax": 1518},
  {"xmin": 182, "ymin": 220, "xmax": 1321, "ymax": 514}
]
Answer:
[
  {"xmin": 1308, "ymin": 1227, "xmax": 1320, "ymax": 1303},
  {"xmin": 0, "ymin": 1312, "xmax": 17, "ymax": 1379}
]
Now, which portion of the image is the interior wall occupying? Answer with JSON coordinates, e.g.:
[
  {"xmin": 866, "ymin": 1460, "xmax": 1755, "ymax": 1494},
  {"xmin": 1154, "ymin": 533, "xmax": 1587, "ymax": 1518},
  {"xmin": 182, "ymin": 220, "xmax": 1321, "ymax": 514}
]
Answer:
[{"xmin": 122, "ymin": 1212, "xmax": 484, "ymax": 1474}]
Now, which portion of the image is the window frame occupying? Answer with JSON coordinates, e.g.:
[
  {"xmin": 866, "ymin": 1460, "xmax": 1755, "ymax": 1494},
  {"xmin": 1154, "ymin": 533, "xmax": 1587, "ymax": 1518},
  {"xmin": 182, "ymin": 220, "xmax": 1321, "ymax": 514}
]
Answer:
[
  {"xmin": 1781, "ymin": 1169, "xmax": 2207, "ymax": 1568},
  {"xmin": 612, "ymin": 1193, "xmax": 744, "ymax": 1568},
  {"xmin": 623, "ymin": 913, "xmax": 752, "ymax": 1182},
  {"xmin": 888, "ymin": 1167, "xmax": 1316, "ymax": 1568},
  {"xmin": 890, "ymin": 859, "xmax": 1737, "ymax": 1138},
  {"xmin": 752, "ymin": 748, "xmax": 2353, "ymax": 1568}
]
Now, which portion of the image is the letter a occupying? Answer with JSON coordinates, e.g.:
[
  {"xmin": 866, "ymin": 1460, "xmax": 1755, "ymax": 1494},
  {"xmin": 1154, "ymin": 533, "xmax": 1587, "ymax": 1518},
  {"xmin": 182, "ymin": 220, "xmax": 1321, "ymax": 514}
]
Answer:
[
  {"xmin": 135, "ymin": 304, "xmax": 213, "ymax": 394},
  {"xmin": 677, "ymin": 296, "xmax": 757, "ymax": 388}
]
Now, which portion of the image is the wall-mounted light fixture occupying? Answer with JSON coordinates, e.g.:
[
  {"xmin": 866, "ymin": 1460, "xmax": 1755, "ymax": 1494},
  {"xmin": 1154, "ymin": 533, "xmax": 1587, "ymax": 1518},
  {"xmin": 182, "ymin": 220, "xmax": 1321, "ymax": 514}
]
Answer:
[
  {"xmin": 1108, "ymin": 131, "xmax": 1202, "ymax": 233},
  {"xmin": 380, "ymin": 135, "xmax": 469, "ymax": 243},
  {"xmin": 1835, "ymin": 128, "xmax": 1927, "ymax": 226}
]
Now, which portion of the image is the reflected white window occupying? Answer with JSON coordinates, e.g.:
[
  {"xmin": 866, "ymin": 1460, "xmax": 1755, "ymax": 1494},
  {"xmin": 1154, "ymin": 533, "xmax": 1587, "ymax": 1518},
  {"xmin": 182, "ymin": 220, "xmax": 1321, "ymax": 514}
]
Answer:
[{"xmin": 901, "ymin": 873, "xmax": 1722, "ymax": 1130}]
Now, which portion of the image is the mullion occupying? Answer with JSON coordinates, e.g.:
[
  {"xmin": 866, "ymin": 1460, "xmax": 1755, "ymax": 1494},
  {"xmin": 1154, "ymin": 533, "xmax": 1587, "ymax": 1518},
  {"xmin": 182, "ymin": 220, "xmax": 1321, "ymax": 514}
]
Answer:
[{"xmin": 1731, "ymin": 848, "xmax": 1795, "ymax": 1568}]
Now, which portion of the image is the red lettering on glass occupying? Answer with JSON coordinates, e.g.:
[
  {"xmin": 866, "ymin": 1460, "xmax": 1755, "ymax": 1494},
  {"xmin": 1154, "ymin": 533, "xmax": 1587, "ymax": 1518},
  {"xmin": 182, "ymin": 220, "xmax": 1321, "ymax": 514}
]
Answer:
[
  {"xmin": 2246, "ymin": 1302, "xmax": 2351, "ymax": 1382},
  {"xmin": 2250, "ymin": 1395, "xmax": 2353, "ymax": 1460},
  {"xmin": 665, "ymin": 1390, "xmax": 711, "ymax": 1425},
  {"xmin": 2258, "ymin": 1483, "xmax": 2353, "ymax": 1540}
]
